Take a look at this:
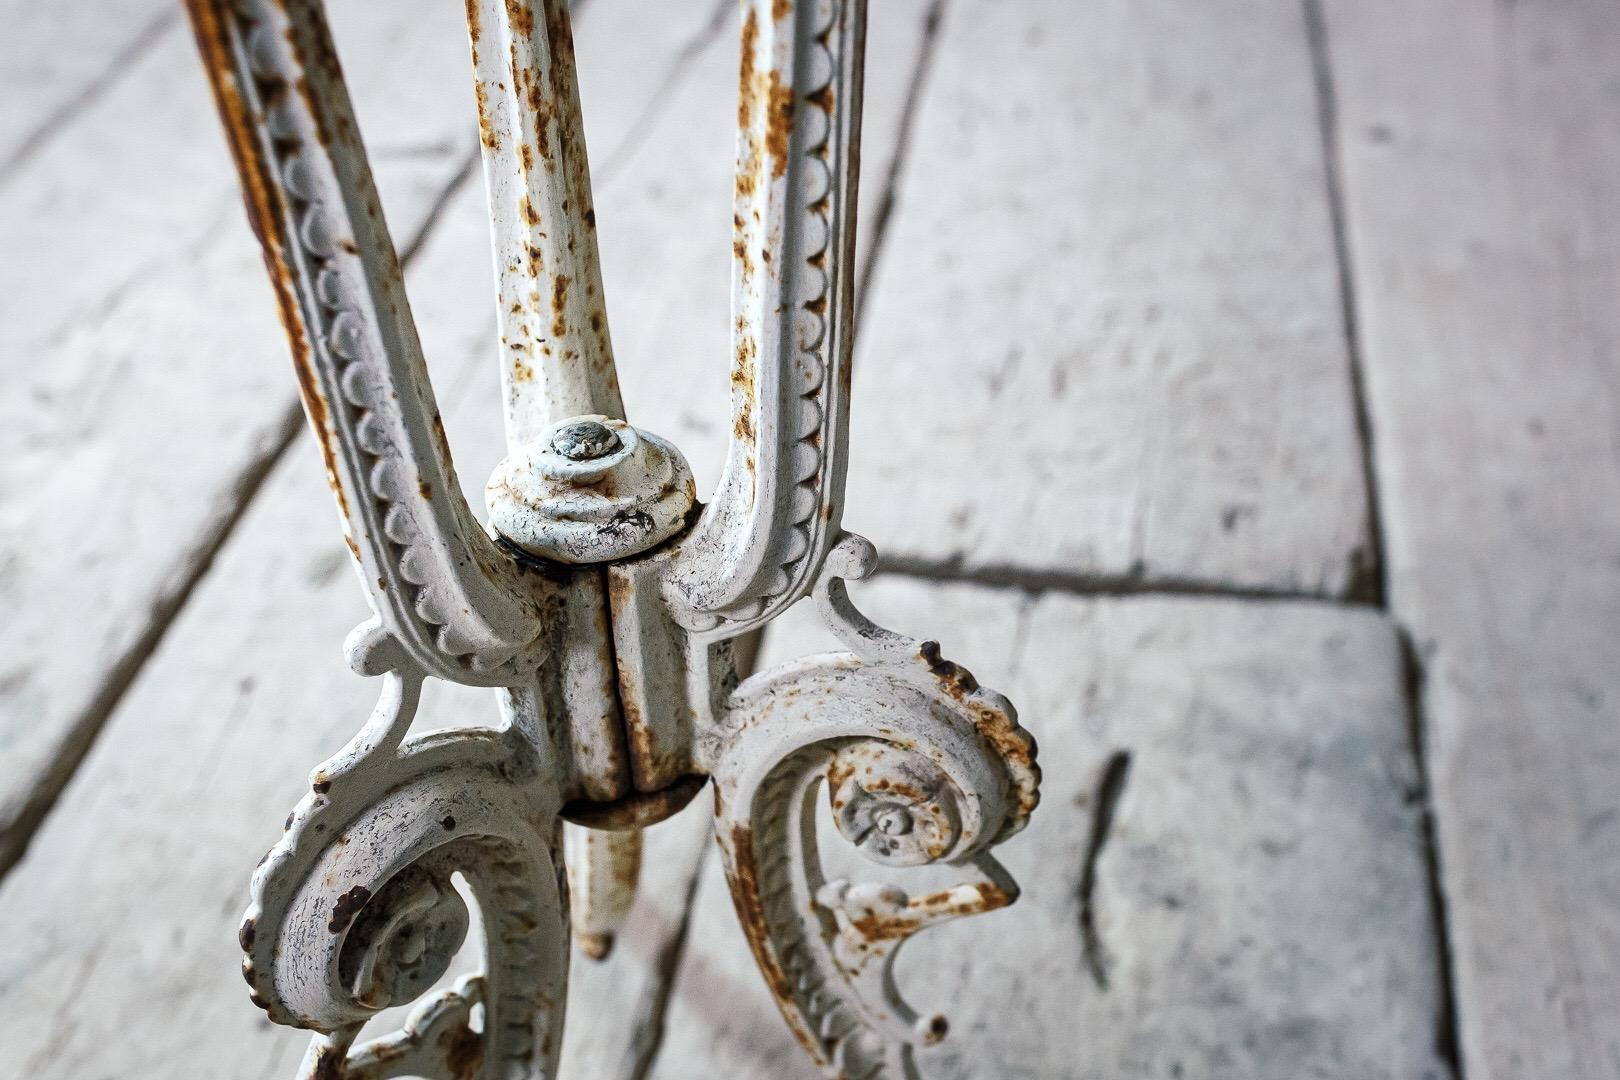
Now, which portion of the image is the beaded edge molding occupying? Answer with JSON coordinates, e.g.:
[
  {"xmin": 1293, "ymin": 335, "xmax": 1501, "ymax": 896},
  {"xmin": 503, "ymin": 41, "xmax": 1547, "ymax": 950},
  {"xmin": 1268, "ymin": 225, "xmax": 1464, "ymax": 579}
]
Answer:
[
  {"xmin": 662, "ymin": 0, "xmax": 864, "ymax": 639},
  {"xmin": 189, "ymin": 0, "xmax": 547, "ymax": 686}
]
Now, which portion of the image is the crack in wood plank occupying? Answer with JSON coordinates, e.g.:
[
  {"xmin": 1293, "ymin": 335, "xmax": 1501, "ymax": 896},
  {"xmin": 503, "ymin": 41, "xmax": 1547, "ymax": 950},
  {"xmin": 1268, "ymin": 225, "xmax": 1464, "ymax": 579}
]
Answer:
[
  {"xmin": 1300, "ymin": 0, "xmax": 1386, "ymax": 608},
  {"xmin": 853, "ymin": 0, "xmax": 948, "ymax": 332},
  {"xmin": 617, "ymin": 834, "xmax": 711, "ymax": 1080},
  {"xmin": 1398, "ymin": 629, "xmax": 1467, "ymax": 1080},
  {"xmin": 0, "ymin": 9, "xmax": 181, "ymax": 190},
  {"xmin": 1077, "ymin": 749, "xmax": 1131, "ymax": 992},
  {"xmin": 876, "ymin": 552, "xmax": 1382, "ymax": 608},
  {"xmin": 591, "ymin": 0, "xmax": 732, "ymax": 187}
]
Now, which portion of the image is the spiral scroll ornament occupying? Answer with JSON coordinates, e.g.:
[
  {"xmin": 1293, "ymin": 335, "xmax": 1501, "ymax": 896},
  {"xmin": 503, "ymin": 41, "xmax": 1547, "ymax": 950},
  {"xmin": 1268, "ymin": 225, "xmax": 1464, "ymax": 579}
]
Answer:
[
  {"xmin": 240, "ymin": 671, "xmax": 570, "ymax": 1079},
  {"xmin": 708, "ymin": 535, "xmax": 1041, "ymax": 1079}
]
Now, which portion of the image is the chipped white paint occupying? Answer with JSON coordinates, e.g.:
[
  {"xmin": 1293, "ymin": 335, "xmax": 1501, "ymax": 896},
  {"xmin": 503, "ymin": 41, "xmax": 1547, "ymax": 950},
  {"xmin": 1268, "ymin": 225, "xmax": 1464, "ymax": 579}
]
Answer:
[{"xmin": 184, "ymin": 1, "xmax": 1040, "ymax": 1077}]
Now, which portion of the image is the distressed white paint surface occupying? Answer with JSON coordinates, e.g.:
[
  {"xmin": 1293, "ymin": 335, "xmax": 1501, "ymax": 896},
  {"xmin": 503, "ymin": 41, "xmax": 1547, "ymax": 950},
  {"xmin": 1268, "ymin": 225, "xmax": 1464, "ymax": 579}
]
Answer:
[
  {"xmin": 1321, "ymin": 1, "xmax": 1620, "ymax": 1075},
  {"xmin": 652, "ymin": 579, "xmax": 1451, "ymax": 1079},
  {"xmin": 845, "ymin": 0, "xmax": 1372, "ymax": 598}
]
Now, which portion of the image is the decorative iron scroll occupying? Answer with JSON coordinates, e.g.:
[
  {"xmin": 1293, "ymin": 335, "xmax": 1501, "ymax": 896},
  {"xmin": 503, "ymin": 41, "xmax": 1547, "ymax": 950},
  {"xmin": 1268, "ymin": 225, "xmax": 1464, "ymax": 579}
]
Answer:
[{"xmin": 186, "ymin": 1, "xmax": 1041, "ymax": 1077}]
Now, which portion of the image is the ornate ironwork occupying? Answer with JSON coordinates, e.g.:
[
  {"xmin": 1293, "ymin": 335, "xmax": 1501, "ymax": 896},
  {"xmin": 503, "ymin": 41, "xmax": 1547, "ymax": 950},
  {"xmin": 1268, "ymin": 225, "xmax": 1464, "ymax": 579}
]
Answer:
[{"xmin": 187, "ymin": 1, "xmax": 1040, "ymax": 1076}]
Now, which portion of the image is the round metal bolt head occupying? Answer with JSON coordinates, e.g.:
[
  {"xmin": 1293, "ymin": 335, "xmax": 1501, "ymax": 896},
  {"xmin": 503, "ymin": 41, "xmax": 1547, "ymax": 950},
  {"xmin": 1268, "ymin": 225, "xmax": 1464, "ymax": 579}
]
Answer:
[{"xmin": 550, "ymin": 419, "xmax": 622, "ymax": 461}]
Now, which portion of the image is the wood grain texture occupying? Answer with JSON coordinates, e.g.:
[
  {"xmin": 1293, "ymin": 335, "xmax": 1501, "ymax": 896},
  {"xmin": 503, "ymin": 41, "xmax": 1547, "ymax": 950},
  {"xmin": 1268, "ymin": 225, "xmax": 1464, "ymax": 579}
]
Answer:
[
  {"xmin": 845, "ymin": 0, "xmax": 1372, "ymax": 598},
  {"xmin": 0, "ymin": 0, "xmax": 179, "ymax": 183},
  {"xmin": 650, "ymin": 579, "xmax": 1452, "ymax": 1079},
  {"xmin": 1319, "ymin": 1, "xmax": 1620, "ymax": 1075},
  {"xmin": 0, "ymin": 0, "xmax": 482, "ymax": 873}
]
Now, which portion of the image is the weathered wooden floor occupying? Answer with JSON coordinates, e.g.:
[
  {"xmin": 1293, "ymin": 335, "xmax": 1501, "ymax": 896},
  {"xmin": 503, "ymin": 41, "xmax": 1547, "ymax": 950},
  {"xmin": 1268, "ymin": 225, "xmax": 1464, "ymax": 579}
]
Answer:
[{"xmin": 0, "ymin": 0, "xmax": 1614, "ymax": 1077}]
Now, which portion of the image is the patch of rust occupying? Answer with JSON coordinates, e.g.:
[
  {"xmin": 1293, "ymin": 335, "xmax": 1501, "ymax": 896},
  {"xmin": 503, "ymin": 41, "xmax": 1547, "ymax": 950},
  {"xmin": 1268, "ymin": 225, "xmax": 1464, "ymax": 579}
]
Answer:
[
  {"xmin": 440, "ymin": 1020, "xmax": 485, "ymax": 1080},
  {"xmin": 328, "ymin": 884, "xmax": 371, "ymax": 933},
  {"xmin": 550, "ymin": 273, "xmax": 570, "ymax": 338}
]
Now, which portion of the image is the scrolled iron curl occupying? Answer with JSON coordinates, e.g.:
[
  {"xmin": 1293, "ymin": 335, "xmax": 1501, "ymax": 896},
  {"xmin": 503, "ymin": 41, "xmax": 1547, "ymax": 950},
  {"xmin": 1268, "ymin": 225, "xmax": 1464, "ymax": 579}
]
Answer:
[{"xmin": 240, "ymin": 670, "xmax": 567, "ymax": 1074}]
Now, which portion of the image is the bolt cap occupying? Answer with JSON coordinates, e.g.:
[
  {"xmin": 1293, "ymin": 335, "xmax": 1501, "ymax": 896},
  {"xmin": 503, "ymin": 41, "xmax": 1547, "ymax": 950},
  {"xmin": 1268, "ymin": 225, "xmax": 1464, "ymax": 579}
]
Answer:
[{"xmin": 550, "ymin": 419, "xmax": 622, "ymax": 461}]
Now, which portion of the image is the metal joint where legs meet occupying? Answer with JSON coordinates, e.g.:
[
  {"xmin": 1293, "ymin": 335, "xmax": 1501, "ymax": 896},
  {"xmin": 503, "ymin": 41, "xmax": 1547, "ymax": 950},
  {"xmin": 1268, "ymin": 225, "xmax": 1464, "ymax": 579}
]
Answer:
[{"xmin": 185, "ymin": 1, "xmax": 1041, "ymax": 1076}]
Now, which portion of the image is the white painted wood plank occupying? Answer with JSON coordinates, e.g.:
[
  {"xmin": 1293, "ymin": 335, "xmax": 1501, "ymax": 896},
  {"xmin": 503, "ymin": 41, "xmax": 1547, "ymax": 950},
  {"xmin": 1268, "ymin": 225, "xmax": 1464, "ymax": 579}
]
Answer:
[
  {"xmin": 1320, "ymin": 1, "xmax": 1620, "ymax": 1076},
  {"xmin": 0, "ymin": 0, "xmax": 180, "ymax": 182},
  {"xmin": 0, "ymin": 3, "xmax": 937, "ymax": 1073},
  {"xmin": 0, "ymin": 0, "xmax": 484, "ymax": 871},
  {"xmin": 559, "ymin": 802, "xmax": 713, "ymax": 1078},
  {"xmin": 651, "ymin": 580, "xmax": 1451, "ymax": 1079},
  {"xmin": 845, "ymin": 0, "xmax": 1372, "ymax": 598}
]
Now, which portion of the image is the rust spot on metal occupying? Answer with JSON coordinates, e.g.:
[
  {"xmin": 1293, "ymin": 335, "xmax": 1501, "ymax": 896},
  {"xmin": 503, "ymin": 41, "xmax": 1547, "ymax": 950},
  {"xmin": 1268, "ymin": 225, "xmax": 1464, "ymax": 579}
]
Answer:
[
  {"xmin": 864, "ymin": 777, "xmax": 925, "ymax": 802},
  {"xmin": 312, "ymin": 776, "xmax": 332, "ymax": 793},
  {"xmin": 826, "ymin": 758, "xmax": 853, "ymax": 804},
  {"xmin": 464, "ymin": 0, "xmax": 481, "ymax": 42},
  {"xmin": 520, "ymin": 193, "xmax": 540, "ymax": 225},
  {"xmin": 474, "ymin": 78, "xmax": 498, "ymax": 150},
  {"xmin": 850, "ymin": 882, "xmax": 1013, "ymax": 943},
  {"xmin": 560, "ymin": 774, "xmax": 708, "ymax": 830},
  {"xmin": 238, "ymin": 916, "xmax": 256, "ymax": 952},
  {"xmin": 732, "ymin": 332, "xmax": 758, "ymax": 446},
  {"xmin": 310, "ymin": 1046, "xmax": 344, "ymax": 1080},
  {"xmin": 723, "ymin": 824, "xmax": 826, "ymax": 1063},
  {"xmin": 418, "ymin": 479, "xmax": 434, "ymax": 500},
  {"xmin": 512, "ymin": 359, "xmax": 534, "ymax": 382},
  {"xmin": 440, "ymin": 1020, "xmax": 485, "ymax": 1080},
  {"xmin": 918, "ymin": 641, "xmax": 977, "ymax": 695},
  {"xmin": 328, "ymin": 884, "xmax": 371, "ymax": 933},
  {"xmin": 764, "ymin": 70, "xmax": 795, "ymax": 179},
  {"xmin": 806, "ymin": 80, "xmax": 834, "ymax": 116},
  {"xmin": 430, "ymin": 410, "xmax": 453, "ymax": 462},
  {"xmin": 773, "ymin": 0, "xmax": 793, "ymax": 21},
  {"xmin": 550, "ymin": 273, "xmax": 570, "ymax": 338},
  {"xmin": 913, "ymin": 643, "xmax": 1041, "ymax": 820},
  {"xmin": 185, "ymin": 0, "xmax": 355, "ymax": 536},
  {"xmin": 503, "ymin": 0, "xmax": 534, "ymax": 38},
  {"xmin": 578, "ymin": 932, "xmax": 614, "ymax": 960},
  {"xmin": 726, "ymin": 825, "xmax": 791, "ymax": 1000},
  {"xmin": 736, "ymin": 9, "xmax": 762, "ymax": 202}
]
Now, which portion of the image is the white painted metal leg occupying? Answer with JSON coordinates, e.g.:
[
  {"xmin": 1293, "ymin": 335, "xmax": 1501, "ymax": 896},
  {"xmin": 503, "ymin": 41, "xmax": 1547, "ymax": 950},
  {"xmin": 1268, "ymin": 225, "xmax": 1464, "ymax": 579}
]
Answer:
[{"xmin": 185, "ymin": 0, "xmax": 1042, "ymax": 1076}]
